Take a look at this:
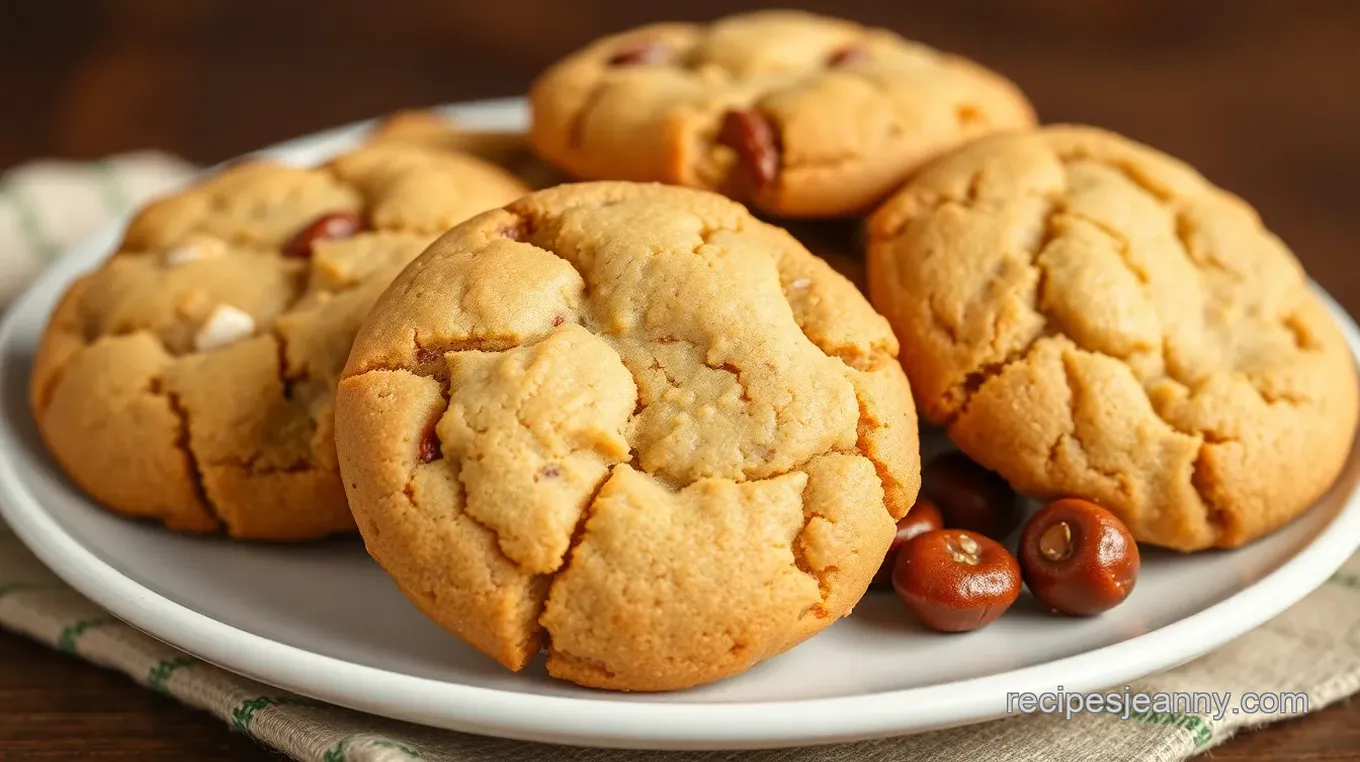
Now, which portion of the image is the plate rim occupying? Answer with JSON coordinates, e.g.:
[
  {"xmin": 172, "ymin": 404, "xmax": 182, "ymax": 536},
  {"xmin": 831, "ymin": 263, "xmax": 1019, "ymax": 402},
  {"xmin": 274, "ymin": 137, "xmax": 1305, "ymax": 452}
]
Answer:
[{"xmin": 2, "ymin": 96, "xmax": 1359, "ymax": 750}]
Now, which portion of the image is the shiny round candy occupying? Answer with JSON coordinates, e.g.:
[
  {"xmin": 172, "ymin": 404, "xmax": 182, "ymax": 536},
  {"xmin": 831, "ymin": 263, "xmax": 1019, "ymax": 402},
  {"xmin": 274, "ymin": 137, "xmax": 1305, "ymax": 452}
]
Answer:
[
  {"xmin": 871, "ymin": 499, "xmax": 944, "ymax": 587},
  {"xmin": 1019, "ymin": 498, "xmax": 1140, "ymax": 616},
  {"xmin": 891, "ymin": 529, "xmax": 1021, "ymax": 632},
  {"xmin": 921, "ymin": 451, "xmax": 1022, "ymax": 540}
]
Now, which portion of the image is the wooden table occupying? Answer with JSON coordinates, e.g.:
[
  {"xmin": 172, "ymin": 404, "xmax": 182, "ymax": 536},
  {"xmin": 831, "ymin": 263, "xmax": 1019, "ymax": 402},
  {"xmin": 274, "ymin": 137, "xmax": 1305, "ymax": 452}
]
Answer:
[{"xmin": 2, "ymin": 1, "xmax": 1358, "ymax": 758}]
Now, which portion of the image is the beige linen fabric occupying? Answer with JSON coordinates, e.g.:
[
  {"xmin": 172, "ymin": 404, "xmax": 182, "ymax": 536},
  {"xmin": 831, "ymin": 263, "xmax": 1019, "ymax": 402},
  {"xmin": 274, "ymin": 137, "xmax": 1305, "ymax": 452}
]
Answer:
[{"xmin": 1, "ymin": 154, "xmax": 1358, "ymax": 761}]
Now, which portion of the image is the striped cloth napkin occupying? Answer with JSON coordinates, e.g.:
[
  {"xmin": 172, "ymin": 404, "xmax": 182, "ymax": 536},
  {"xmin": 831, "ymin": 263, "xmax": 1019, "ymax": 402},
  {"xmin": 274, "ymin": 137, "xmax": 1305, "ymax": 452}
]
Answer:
[{"xmin": 2, "ymin": 153, "xmax": 1360, "ymax": 762}]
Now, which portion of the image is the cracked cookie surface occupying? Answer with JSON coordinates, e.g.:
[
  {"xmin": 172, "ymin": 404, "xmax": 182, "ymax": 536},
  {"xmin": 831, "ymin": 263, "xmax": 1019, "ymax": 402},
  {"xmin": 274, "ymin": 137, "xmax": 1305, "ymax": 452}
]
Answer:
[
  {"xmin": 30, "ymin": 128, "xmax": 528, "ymax": 539},
  {"xmin": 867, "ymin": 125, "xmax": 1358, "ymax": 551},
  {"xmin": 334, "ymin": 181, "xmax": 921, "ymax": 690},
  {"xmin": 528, "ymin": 10, "xmax": 1035, "ymax": 219}
]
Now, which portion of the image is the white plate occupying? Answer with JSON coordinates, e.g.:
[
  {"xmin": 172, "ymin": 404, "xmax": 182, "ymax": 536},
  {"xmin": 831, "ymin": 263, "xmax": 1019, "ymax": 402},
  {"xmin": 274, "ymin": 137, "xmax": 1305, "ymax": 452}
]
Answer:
[{"xmin": 2, "ymin": 98, "xmax": 1359, "ymax": 751}]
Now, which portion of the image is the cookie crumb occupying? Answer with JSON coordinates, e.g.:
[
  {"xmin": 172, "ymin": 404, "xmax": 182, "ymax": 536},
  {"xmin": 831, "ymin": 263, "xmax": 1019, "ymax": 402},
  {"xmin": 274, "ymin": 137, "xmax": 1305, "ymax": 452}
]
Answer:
[{"xmin": 193, "ymin": 304, "xmax": 255, "ymax": 352}]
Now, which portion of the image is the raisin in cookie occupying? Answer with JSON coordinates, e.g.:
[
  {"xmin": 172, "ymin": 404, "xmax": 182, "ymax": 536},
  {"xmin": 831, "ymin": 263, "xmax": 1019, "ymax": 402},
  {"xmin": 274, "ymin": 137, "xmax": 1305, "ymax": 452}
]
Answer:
[
  {"xmin": 867, "ymin": 126, "xmax": 1358, "ymax": 551},
  {"xmin": 334, "ymin": 182, "xmax": 920, "ymax": 690},
  {"xmin": 31, "ymin": 132, "xmax": 528, "ymax": 539},
  {"xmin": 529, "ymin": 10, "xmax": 1035, "ymax": 219}
]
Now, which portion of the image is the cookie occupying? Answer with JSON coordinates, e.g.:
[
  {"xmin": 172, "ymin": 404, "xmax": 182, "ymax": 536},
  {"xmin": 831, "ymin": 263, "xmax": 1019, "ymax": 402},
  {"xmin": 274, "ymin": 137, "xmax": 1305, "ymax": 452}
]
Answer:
[
  {"xmin": 370, "ymin": 109, "xmax": 569, "ymax": 190},
  {"xmin": 528, "ymin": 10, "xmax": 1035, "ymax": 219},
  {"xmin": 31, "ymin": 130, "xmax": 529, "ymax": 539},
  {"xmin": 334, "ymin": 182, "xmax": 920, "ymax": 690},
  {"xmin": 867, "ymin": 126, "xmax": 1358, "ymax": 551}
]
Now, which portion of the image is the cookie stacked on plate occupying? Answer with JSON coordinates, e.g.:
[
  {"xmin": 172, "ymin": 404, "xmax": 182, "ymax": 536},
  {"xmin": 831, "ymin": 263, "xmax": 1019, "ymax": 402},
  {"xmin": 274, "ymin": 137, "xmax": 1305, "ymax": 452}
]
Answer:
[
  {"xmin": 31, "ymin": 117, "xmax": 529, "ymax": 539},
  {"xmin": 31, "ymin": 10, "xmax": 1357, "ymax": 692},
  {"xmin": 529, "ymin": 10, "xmax": 1034, "ymax": 218},
  {"xmin": 866, "ymin": 128, "xmax": 1358, "ymax": 551},
  {"xmin": 335, "ymin": 182, "xmax": 919, "ymax": 689}
]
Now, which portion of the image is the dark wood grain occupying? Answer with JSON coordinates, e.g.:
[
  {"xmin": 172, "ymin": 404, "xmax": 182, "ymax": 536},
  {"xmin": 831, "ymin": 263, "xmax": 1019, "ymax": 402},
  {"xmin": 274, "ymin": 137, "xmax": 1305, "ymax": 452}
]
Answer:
[
  {"xmin": 1, "ymin": 1, "xmax": 1357, "ymax": 759},
  {"xmin": 0, "ymin": 630, "xmax": 278, "ymax": 760}
]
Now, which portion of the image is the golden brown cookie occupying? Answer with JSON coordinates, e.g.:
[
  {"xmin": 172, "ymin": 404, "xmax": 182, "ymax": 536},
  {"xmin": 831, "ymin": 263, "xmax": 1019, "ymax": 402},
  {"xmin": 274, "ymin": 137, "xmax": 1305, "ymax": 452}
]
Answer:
[
  {"xmin": 370, "ymin": 109, "xmax": 568, "ymax": 190},
  {"xmin": 30, "ymin": 131, "xmax": 528, "ymax": 540},
  {"xmin": 529, "ymin": 10, "xmax": 1035, "ymax": 219},
  {"xmin": 867, "ymin": 125, "xmax": 1358, "ymax": 551},
  {"xmin": 334, "ymin": 182, "xmax": 921, "ymax": 690}
]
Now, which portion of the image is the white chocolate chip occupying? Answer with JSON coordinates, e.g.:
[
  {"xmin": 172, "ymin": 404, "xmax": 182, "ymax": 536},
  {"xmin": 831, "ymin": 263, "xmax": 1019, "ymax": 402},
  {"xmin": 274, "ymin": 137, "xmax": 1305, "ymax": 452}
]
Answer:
[
  {"xmin": 193, "ymin": 304, "xmax": 255, "ymax": 352},
  {"xmin": 164, "ymin": 246, "xmax": 200, "ymax": 267},
  {"xmin": 165, "ymin": 236, "xmax": 227, "ymax": 267},
  {"xmin": 791, "ymin": 278, "xmax": 812, "ymax": 289}
]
